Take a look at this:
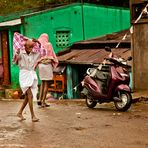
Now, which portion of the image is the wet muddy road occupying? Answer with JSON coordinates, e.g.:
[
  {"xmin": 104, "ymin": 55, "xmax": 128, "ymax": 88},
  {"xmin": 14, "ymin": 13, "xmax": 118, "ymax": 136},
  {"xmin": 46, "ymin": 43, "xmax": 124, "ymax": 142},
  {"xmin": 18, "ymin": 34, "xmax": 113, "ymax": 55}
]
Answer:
[{"xmin": 0, "ymin": 99, "xmax": 148, "ymax": 148}]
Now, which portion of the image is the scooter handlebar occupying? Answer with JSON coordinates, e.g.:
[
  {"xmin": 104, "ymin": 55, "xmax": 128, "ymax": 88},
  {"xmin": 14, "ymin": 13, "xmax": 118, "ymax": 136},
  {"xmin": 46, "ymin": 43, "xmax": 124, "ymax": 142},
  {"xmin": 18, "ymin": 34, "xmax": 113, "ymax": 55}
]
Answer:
[{"xmin": 105, "ymin": 57, "xmax": 131, "ymax": 69}]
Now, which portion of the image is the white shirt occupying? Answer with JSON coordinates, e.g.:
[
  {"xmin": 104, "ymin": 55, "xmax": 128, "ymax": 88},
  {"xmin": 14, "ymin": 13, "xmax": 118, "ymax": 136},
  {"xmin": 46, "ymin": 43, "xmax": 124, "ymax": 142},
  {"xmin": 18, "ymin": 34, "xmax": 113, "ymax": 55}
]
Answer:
[{"xmin": 16, "ymin": 50, "xmax": 40, "ymax": 100}]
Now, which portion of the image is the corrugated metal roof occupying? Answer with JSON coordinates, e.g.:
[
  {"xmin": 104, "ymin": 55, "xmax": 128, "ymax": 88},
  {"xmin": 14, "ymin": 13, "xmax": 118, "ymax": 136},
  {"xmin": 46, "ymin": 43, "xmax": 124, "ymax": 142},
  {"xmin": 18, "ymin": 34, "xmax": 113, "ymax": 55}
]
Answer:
[
  {"xmin": 58, "ymin": 48, "xmax": 131, "ymax": 65},
  {"xmin": 58, "ymin": 30, "xmax": 131, "ymax": 65}
]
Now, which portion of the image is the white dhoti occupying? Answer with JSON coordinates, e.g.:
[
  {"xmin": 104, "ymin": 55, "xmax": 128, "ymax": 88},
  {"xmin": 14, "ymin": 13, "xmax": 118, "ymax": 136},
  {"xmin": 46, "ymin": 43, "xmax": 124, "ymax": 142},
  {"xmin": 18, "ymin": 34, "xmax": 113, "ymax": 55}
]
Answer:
[{"xmin": 19, "ymin": 69, "xmax": 38, "ymax": 101}]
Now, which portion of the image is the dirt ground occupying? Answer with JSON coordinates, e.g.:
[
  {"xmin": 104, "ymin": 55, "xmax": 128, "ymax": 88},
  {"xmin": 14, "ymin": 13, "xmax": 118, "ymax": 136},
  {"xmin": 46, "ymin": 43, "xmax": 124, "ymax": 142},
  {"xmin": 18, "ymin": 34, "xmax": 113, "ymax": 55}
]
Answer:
[{"xmin": 0, "ymin": 99, "xmax": 148, "ymax": 148}]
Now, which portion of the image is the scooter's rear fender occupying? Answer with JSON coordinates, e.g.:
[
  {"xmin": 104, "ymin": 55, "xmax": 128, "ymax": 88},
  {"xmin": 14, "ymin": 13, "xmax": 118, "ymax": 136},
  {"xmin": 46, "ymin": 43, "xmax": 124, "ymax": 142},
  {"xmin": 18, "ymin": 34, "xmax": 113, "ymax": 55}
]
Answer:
[{"xmin": 115, "ymin": 84, "xmax": 131, "ymax": 93}]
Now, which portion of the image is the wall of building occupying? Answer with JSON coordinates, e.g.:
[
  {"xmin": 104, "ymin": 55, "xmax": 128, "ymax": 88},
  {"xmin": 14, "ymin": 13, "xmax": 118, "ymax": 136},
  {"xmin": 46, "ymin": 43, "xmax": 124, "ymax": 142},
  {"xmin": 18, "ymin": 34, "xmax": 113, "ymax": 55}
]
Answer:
[
  {"xmin": 130, "ymin": 0, "xmax": 148, "ymax": 90},
  {"xmin": 22, "ymin": 3, "xmax": 130, "ymax": 53},
  {"xmin": 9, "ymin": 26, "xmax": 22, "ymax": 88},
  {"xmin": 83, "ymin": 4, "xmax": 130, "ymax": 39},
  {"xmin": 132, "ymin": 24, "xmax": 148, "ymax": 90},
  {"xmin": 23, "ymin": 4, "xmax": 84, "ymax": 53}
]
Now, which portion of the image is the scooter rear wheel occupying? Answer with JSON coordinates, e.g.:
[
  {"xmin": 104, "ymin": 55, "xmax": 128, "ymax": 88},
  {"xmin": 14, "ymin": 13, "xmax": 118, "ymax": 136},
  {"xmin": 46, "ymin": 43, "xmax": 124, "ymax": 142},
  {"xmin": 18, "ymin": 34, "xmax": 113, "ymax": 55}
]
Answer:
[
  {"xmin": 114, "ymin": 91, "xmax": 132, "ymax": 111},
  {"xmin": 85, "ymin": 95, "xmax": 97, "ymax": 108}
]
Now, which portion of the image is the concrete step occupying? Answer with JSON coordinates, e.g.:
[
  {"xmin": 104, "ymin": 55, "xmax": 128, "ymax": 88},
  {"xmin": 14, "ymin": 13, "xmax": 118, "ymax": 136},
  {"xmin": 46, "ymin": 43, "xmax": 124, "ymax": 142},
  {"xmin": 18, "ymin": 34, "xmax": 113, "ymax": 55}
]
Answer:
[{"xmin": 0, "ymin": 87, "xmax": 5, "ymax": 99}]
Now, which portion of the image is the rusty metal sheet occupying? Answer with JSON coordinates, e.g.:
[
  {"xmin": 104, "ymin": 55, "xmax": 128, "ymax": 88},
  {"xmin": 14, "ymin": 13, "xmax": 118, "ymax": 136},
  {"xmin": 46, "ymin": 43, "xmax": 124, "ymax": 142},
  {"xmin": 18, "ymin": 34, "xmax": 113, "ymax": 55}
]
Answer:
[
  {"xmin": 58, "ymin": 29, "xmax": 131, "ymax": 65},
  {"xmin": 58, "ymin": 48, "xmax": 131, "ymax": 65}
]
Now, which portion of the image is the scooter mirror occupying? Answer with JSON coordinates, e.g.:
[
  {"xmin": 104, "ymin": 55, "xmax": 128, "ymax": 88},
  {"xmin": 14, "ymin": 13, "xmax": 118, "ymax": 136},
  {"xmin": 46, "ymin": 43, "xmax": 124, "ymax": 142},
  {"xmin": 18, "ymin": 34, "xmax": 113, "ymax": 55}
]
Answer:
[
  {"xmin": 105, "ymin": 46, "xmax": 111, "ymax": 52},
  {"xmin": 127, "ymin": 56, "xmax": 132, "ymax": 61}
]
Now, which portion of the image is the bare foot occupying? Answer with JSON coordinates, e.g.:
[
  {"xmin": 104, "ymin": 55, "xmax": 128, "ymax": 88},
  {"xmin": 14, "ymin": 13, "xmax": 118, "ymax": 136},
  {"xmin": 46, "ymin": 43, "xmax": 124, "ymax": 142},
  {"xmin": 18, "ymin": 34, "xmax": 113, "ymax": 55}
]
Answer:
[
  {"xmin": 41, "ymin": 102, "xmax": 50, "ymax": 108},
  {"xmin": 32, "ymin": 117, "xmax": 39, "ymax": 122},
  {"xmin": 17, "ymin": 113, "xmax": 26, "ymax": 120}
]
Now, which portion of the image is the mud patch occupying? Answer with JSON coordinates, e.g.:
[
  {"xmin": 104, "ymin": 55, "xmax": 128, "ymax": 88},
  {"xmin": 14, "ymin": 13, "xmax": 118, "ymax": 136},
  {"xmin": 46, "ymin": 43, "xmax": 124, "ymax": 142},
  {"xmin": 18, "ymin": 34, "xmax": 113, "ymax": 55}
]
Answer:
[
  {"xmin": 0, "ymin": 115, "xmax": 27, "ymax": 141},
  {"xmin": 71, "ymin": 126, "xmax": 86, "ymax": 131},
  {"xmin": 132, "ymin": 97, "xmax": 148, "ymax": 103},
  {"xmin": 0, "ymin": 126, "xmax": 26, "ymax": 141},
  {"xmin": 0, "ymin": 144, "xmax": 26, "ymax": 148}
]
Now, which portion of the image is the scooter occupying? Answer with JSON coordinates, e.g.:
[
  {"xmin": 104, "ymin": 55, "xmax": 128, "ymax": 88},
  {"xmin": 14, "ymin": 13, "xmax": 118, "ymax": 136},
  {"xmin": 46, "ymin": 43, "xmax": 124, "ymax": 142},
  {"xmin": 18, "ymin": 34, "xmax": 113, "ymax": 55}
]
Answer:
[{"xmin": 81, "ymin": 46, "xmax": 132, "ymax": 111}]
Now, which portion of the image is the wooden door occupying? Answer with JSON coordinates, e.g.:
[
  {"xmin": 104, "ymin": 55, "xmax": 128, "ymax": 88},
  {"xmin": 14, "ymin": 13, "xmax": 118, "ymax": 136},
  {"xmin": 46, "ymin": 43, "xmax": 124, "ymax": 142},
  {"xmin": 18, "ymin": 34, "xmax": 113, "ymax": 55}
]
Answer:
[{"xmin": 0, "ymin": 31, "xmax": 10, "ymax": 85}]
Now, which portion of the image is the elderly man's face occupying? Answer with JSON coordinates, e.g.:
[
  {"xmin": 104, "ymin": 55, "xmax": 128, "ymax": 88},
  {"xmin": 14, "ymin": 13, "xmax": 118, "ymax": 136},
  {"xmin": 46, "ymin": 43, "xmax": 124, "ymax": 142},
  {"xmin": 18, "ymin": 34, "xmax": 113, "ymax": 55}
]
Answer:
[{"xmin": 25, "ymin": 40, "xmax": 34, "ymax": 53}]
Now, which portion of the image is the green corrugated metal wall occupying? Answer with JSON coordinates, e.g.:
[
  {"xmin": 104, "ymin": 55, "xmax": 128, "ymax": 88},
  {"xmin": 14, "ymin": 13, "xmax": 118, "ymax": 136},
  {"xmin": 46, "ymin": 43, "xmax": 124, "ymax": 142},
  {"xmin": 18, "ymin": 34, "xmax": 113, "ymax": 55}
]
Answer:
[
  {"xmin": 83, "ymin": 4, "xmax": 130, "ymax": 39},
  {"xmin": 9, "ymin": 3, "xmax": 130, "ymax": 88},
  {"xmin": 23, "ymin": 4, "xmax": 84, "ymax": 53},
  {"xmin": 9, "ymin": 26, "xmax": 21, "ymax": 88},
  {"xmin": 22, "ymin": 3, "xmax": 130, "ymax": 53}
]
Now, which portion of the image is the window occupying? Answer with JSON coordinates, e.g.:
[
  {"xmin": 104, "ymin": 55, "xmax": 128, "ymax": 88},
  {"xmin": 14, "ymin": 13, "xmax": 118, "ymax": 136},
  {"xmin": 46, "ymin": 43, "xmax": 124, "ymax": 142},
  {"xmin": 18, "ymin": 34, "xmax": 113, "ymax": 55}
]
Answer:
[{"xmin": 56, "ymin": 31, "xmax": 70, "ymax": 48}]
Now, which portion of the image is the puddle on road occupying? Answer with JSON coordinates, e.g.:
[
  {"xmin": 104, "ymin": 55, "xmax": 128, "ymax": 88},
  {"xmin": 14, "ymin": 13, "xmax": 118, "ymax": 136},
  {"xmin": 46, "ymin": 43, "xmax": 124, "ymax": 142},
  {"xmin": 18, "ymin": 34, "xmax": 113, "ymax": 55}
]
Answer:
[
  {"xmin": 0, "ymin": 115, "xmax": 27, "ymax": 141},
  {"xmin": 0, "ymin": 127, "xmax": 26, "ymax": 141}
]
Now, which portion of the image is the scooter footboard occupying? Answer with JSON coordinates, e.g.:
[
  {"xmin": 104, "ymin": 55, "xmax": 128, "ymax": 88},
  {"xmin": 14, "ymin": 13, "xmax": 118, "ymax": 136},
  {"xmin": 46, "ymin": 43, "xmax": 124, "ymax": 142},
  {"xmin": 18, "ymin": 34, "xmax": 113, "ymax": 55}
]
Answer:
[{"xmin": 81, "ymin": 88, "xmax": 88, "ymax": 96}]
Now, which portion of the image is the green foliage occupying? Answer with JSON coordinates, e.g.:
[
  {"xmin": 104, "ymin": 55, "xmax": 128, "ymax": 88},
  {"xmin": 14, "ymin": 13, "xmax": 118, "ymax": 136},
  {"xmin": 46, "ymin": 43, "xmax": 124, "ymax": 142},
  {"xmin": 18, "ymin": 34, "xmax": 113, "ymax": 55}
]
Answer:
[
  {"xmin": 0, "ymin": 0, "xmax": 128, "ymax": 16},
  {"xmin": 0, "ymin": 0, "xmax": 39, "ymax": 15},
  {"xmin": 0, "ymin": 0, "xmax": 75, "ymax": 15}
]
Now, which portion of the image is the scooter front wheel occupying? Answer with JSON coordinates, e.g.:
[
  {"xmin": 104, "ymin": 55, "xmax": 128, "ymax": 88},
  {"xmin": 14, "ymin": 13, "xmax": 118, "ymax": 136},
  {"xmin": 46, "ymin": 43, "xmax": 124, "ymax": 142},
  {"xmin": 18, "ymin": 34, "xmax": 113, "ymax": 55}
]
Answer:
[
  {"xmin": 114, "ymin": 91, "xmax": 132, "ymax": 112},
  {"xmin": 85, "ymin": 95, "xmax": 97, "ymax": 108}
]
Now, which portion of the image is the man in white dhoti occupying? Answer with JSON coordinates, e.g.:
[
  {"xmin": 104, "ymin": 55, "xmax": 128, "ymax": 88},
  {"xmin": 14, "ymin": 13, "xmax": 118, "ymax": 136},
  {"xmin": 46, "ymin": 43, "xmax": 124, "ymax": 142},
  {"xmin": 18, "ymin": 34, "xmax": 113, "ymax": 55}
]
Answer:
[{"xmin": 13, "ymin": 35, "xmax": 41, "ymax": 122}]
